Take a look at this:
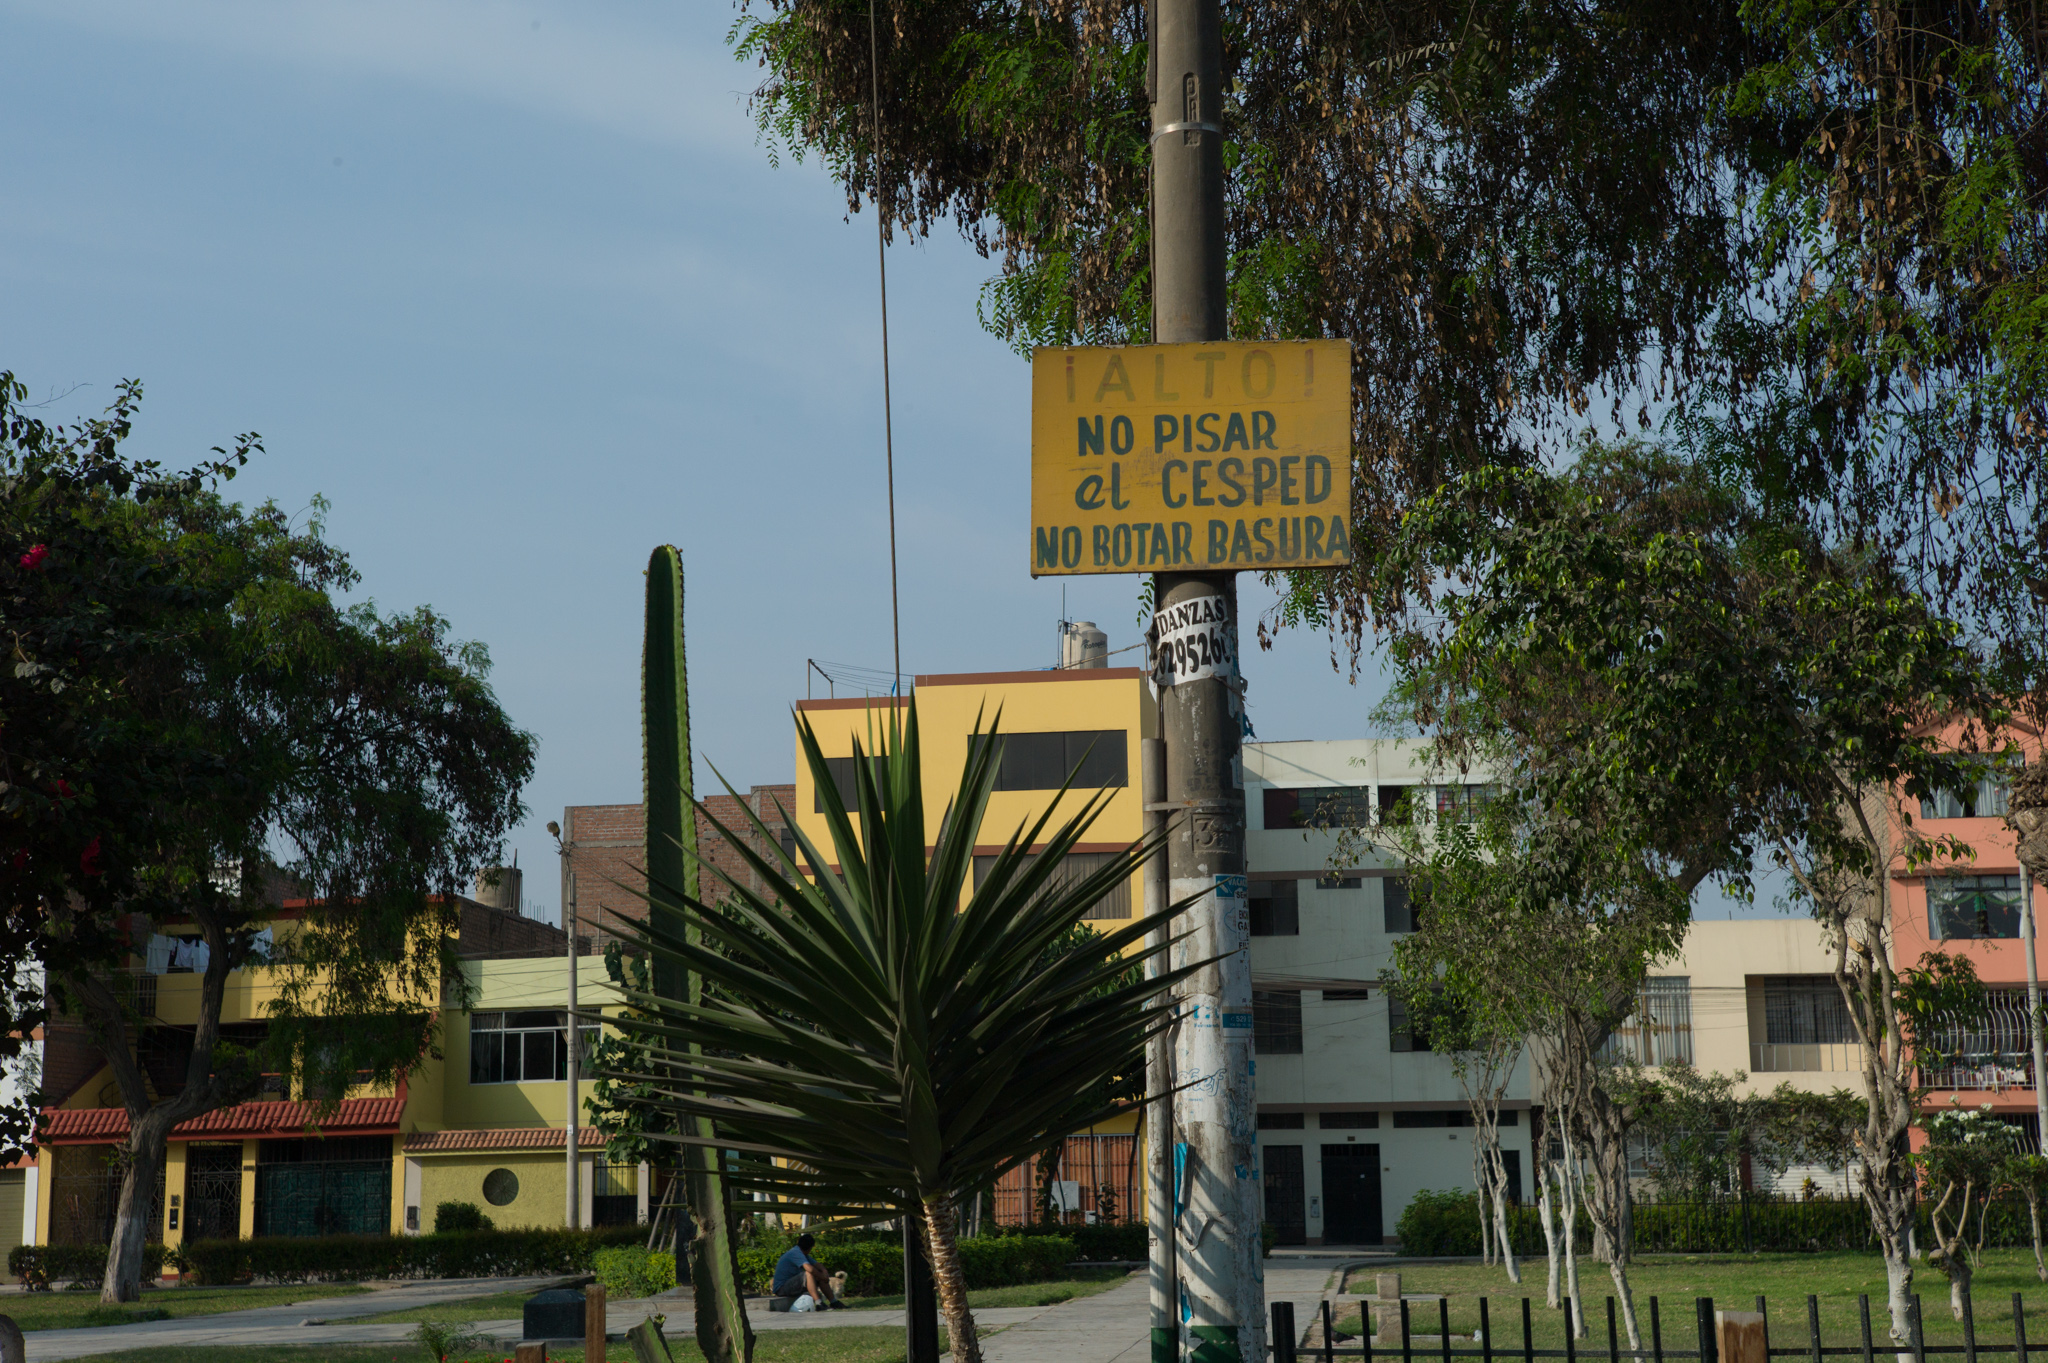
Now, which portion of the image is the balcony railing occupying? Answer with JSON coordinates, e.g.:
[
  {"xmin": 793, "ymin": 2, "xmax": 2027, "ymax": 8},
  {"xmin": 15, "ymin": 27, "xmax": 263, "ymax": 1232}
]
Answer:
[{"xmin": 1751, "ymin": 1042, "xmax": 1866, "ymax": 1074}]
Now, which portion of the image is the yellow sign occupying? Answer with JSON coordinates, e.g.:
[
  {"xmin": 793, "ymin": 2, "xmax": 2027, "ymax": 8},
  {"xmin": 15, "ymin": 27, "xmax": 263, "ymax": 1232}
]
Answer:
[{"xmin": 1029, "ymin": 340, "xmax": 1352, "ymax": 576}]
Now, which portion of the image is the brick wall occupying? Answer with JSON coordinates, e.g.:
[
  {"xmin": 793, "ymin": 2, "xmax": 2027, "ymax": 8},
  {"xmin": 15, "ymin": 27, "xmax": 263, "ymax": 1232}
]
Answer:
[{"xmin": 561, "ymin": 786, "xmax": 795, "ymax": 951}]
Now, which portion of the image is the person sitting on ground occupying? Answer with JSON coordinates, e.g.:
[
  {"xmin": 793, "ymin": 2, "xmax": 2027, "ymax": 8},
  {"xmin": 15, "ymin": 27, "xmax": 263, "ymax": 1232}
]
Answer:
[{"xmin": 772, "ymin": 1233, "xmax": 846, "ymax": 1309}]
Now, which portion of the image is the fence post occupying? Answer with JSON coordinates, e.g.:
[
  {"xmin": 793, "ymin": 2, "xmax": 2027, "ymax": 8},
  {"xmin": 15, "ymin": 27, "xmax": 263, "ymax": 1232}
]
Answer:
[
  {"xmin": 1698, "ymin": 1299, "xmax": 1718, "ymax": 1363},
  {"xmin": 1609, "ymin": 1297, "xmax": 1620, "ymax": 1363},
  {"xmin": 1444, "ymin": 1297, "xmax": 1455, "ymax": 1363},
  {"xmin": 1323, "ymin": 1299, "xmax": 1336, "ymax": 1363},
  {"xmin": 2012, "ymin": 1292, "xmax": 2028, "ymax": 1363},
  {"xmin": 1716, "ymin": 1311, "xmax": 1766, "ymax": 1363},
  {"xmin": 1963, "ymin": 1288, "xmax": 1978, "ymax": 1363},
  {"xmin": 1911, "ymin": 1296, "xmax": 1926, "ymax": 1363},
  {"xmin": 514, "ymin": 1345, "xmax": 547, "ymax": 1363},
  {"xmin": 1403, "ymin": 1294, "xmax": 1414, "ymax": 1363},
  {"xmin": 1809, "ymin": 1295, "xmax": 1823, "ymax": 1363},
  {"xmin": 1858, "ymin": 1296, "xmax": 1874, "ymax": 1363},
  {"xmin": 1274, "ymin": 1301, "xmax": 1298, "ymax": 1363},
  {"xmin": 1482, "ymin": 1297, "xmax": 1493, "ymax": 1363},
  {"xmin": 585, "ymin": 1281, "xmax": 607, "ymax": 1363}
]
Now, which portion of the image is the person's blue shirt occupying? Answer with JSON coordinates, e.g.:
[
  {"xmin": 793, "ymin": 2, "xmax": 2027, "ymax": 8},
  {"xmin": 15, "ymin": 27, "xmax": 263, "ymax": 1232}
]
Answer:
[{"xmin": 772, "ymin": 1245, "xmax": 813, "ymax": 1296}]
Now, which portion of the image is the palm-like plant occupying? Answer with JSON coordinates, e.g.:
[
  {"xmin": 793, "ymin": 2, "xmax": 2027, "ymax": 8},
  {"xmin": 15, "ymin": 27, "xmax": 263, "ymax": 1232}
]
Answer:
[{"xmin": 598, "ymin": 705, "xmax": 1197, "ymax": 1363}]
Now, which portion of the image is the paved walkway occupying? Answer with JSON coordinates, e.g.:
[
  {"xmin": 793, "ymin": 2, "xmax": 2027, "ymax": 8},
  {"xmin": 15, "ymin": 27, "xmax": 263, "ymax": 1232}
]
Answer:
[{"xmin": 22, "ymin": 1255, "xmax": 1373, "ymax": 1361}]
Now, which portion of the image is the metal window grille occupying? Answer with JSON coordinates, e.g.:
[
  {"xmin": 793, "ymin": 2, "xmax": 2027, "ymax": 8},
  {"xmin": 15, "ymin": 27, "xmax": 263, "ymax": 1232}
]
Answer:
[
  {"xmin": 1763, "ymin": 976, "xmax": 1858, "ymax": 1045},
  {"xmin": 972, "ymin": 851, "xmax": 1132, "ymax": 920},
  {"xmin": 470, "ymin": 1011, "xmax": 600, "ymax": 1084},
  {"xmin": 1920, "ymin": 988, "xmax": 2037, "ymax": 1091},
  {"xmin": 1599, "ymin": 976, "xmax": 1694, "ymax": 1066},
  {"xmin": 992, "ymin": 1134, "xmax": 1138, "ymax": 1225}
]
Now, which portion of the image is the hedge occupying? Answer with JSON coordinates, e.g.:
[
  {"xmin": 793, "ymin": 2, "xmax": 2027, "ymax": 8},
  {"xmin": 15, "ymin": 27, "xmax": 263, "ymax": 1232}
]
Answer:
[
  {"xmin": 986, "ymin": 1222, "xmax": 1147, "ymax": 1262},
  {"xmin": 1395, "ymin": 1189, "xmax": 2048, "ymax": 1257},
  {"xmin": 178, "ymin": 1225, "xmax": 645, "ymax": 1285},
  {"xmin": 593, "ymin": 1246, "xmax": 678, "ymax": 1298},
  {"xmin": 736, "ymin": 1234, "xmax": 1080, "ymax": 1297},
  {"xmin": 8, "ymin": 1242, "xmax": 168, "ymax": 1287}
]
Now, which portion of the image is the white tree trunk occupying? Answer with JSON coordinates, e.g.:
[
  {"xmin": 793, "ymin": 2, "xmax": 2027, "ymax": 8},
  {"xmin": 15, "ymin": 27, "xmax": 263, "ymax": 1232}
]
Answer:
[
  {"xmin": 1556, "ymin": 1160, "xmax": 1585, "ymax": 1337},
  {"xmin": 1537, "ymin": 1164, "xmax": 1561, "ymax": 1308}
]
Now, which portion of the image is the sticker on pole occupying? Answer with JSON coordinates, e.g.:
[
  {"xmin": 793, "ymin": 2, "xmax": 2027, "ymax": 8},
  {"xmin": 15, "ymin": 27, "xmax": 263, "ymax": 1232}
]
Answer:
[{"xmin": 1152, "ymin": 594, "xmax": 1234, "ymax": 688}]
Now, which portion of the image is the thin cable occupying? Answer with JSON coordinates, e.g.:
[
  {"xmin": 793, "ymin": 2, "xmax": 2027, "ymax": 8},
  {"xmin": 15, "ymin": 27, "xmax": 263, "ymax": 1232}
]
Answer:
[{"xmin": 870, "ymin": 0, "xmax": 901, "ymax": 700}]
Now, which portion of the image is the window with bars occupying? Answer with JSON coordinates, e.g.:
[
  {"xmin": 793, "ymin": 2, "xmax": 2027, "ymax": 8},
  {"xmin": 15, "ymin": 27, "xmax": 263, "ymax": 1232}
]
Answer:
[
  {"xmin": 1598, "ymin": 977, "xmax": 1694, "ymax": 1066},
  {"xmin": 1384, "ymin": 878, "xmax": 1418, "ymax": 934},
  {"xmin": 972, "ymin": 851, "xmax": 1132, "ymax": 920},
  {"xmin": 1763, "ymin": 976, "xmax": 1857, "ymax": 1045},
  {"xmin": 1920, "ymin": 989, "xmax": 2037, "ymax": 1091},
  {"xmin": 470, "ymin": 1011, "xmax": 600, "ymax": 1085},
  {"xmin": 1254, "ymin": 990, "xmax": 1304, "ymax": 1054},
  {"xmin": 1928, "ymin": 874, "xmax": 2023, "ymax": 940},
  {"xmin": 1261, "ymin": 786, "xmax": 1376, "ymax": 830}
]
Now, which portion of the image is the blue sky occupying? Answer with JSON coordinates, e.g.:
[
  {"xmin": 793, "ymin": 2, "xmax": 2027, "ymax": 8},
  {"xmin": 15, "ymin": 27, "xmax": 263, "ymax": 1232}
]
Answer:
[{"xmin": 0, "ymin": 0, "xmax": 1781, "ymax": 922}]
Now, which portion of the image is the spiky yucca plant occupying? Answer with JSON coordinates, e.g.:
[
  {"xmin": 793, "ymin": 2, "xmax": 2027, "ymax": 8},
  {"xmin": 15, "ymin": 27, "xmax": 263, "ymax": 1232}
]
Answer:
[{"xmin": 601, "ymin": 705, "xmax": 1197, "ymax": 1363}]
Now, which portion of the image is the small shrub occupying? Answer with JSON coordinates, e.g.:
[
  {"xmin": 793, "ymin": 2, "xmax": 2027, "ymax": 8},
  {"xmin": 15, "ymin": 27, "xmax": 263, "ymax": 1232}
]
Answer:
[
  {"xmin": 1396, "ymin": 1189, "xmax": 1485, "ymax": 1256},
  {"xmin": 7, "ymin": 1242, "xmax": 167, "ymax": 1288},
  {"xmin": 412, "ymin": 1318, "xmax": 485, "ymax": 1362},
  {"xmin": 179, "ymin": 1225, "xmax": 642, "ymax": 1285},
  {"xmin": 432, "ymin": 1202, "xmax": 493, "ymax": 1234},
  {"xmin": 592, "ymin": 1245, "xmax": 677, "ymax": 1298}
]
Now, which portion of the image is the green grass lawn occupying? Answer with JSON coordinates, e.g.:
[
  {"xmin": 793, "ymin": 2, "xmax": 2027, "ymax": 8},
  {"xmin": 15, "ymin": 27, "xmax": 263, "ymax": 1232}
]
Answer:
[
  {"xmin": 0, "ymin": 1281, "xmax": 370, "ymax": 1333},
  {"xmin": 845, "ymin": 1268, "xmax": 1132, "ymax": 1312},
  {"xmin": 1326, "ymin": 1250, "xmax": 2048, "ymax": 1352},
  {"xmin": 59, "ymin": 1324, "xmax": 918, "ymax": 1363}
]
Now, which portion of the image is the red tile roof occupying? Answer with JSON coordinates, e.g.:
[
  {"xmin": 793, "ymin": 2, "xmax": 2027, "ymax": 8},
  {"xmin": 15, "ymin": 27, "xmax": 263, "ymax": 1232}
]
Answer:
[
  {"xmin": 403, "ymin": 1127, "xmax": 608, "ymax": 1153},
  {"xmin": 41, "ymin": 1097, "xmax": 406, "ymax": 1145}
]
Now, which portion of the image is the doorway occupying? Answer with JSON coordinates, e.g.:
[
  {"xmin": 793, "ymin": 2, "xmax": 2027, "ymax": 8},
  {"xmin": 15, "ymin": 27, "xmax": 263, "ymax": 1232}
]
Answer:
[
  {"xmin": 1262, "ymin": 1146, "xmax": 1306, "ymax": 1246},
  {"xmin": 1319, "ymin": 1144, "xmax": 1382, "ymax": 1246}
]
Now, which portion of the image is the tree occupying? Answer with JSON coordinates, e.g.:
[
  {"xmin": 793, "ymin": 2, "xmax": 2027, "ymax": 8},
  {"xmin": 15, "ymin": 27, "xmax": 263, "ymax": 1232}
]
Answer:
[
  {"xmin": 1, "ymin": 377, "xmax": 534, "ymax": 1301},
  {"xmin": 2001, "ymin": 1151, "xmax": 2048, "ymax": 1283},
  {"xmin": 596, "ymin": 707, "xmax": 1196, "ymax": 1363},
  {"xmin": 1918, "ymin": 1098, "xmax": 2020, "ymax": 1320},
  {"xmin": 731, "ymin": 4, "xmax": 2047, "ymax": 708},
  {"xmin": 1373, "ymin": 446, "xmax": 1998, "ymax": 1341}
]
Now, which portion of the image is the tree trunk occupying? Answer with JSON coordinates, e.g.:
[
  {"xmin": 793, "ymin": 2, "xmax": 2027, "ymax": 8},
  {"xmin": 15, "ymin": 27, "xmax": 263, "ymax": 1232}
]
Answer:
[
  {"xmin": 687, "ymin": 1123, "xmax": 755, "ymax": 1363},
  {"xmin": 1605, "ymin": 1259, "xmax": 1644, "ymax": 1351},
  {"xmin": 1884, "ymin": 1250, "xmax": 1914, "ymax": 1354},
  {"xmin": 924, "ymin": 1194, "xmax": 980, "ymax": 1363},
  {"xmin": 1491, "ymin": 1154, "xmax": 1521, "ymax": 1284},
  {"xmin": 101, "ymin": 1113, "xmax": 171, "ymax": 1303},
  {"xmin": 1537, "ymin": 1163, "xmax": 1561, "ymax": 1308},
  {"xmin": 1556, "ymin": 1160, "xmax": 1585, "ymax": 1336},
  {"xmin": 2028, "ymin": 1192, "xmax": 2044, "ymax": 1282}
]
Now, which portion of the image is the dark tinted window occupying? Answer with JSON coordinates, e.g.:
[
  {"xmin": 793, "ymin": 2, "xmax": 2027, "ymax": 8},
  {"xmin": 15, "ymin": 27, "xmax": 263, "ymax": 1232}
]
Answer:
[
  {"xmin": 1323, "ymin": 987, "xmax": 1371, "ymax": 1001},
  {"xmin": 1254, "ymin": 990, "xmax": 1304, "ymax": 1054},
  {"xmin": 1392, "ymin": 1109, "xmax": 1470, "ymax": 1128},
  {"xmin": 1257, "ymin": 1111, "xmax": 1306, "ymax": 1130},
  {"xmin": 1384, "ymin": 878, "xmax": 1417, "ymax": 933},
  {"xmin": 1262, "ymin": 786, "xmax": 1374, "ymax": 830},
  {"xmin": 815, "ymin": 756, "xmax": 888, "ymax": 812},
  {"xmin": 1928, "ymin": 874, "xmax": 2022, "ymax": 940},
  {"xmin": 1250, "ymin": 880, "xmax": 1299, "ymax": 936},
  {"xmin": 1377, "ymin": 785, "xmax": 1413, "ymax": 825},
  {"xmin": 1319, "ymin": 1111, "xmax": 1379, "ymax": 1129},
  {"xmin": 1388, "ymin": 995, "xmax": 1430, "ymax": 1052},
  {"xmin": 972, "ymin": 850, "xmax": 1131, "ymax": 919},
  {"xmin": 1763, "ymin": 975, "xmax": 1857, "ymax": 1045},
  {"xmin": 983, "ymin": 731, "xmax": 1128, "ymax": 790}
]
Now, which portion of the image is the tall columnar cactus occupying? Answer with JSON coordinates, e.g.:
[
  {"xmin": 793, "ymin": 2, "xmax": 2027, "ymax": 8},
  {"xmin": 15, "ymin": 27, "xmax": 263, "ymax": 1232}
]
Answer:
[{"xmin": 643, "ymin": 544, "xmax": 754, "ymax": 1363}]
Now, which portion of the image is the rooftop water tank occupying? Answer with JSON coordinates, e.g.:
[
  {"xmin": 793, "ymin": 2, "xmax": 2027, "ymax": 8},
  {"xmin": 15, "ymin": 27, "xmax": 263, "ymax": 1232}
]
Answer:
[{"xmin": 1061, "ymin": 621, "xmax": 1109, "ymax": 669}]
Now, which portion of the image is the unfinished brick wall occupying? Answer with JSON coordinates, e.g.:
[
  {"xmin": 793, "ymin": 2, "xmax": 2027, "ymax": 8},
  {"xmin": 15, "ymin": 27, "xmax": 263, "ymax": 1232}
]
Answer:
[{"xmin": 561, "ymin": 786, "xmax": 795, "ymax": 952}]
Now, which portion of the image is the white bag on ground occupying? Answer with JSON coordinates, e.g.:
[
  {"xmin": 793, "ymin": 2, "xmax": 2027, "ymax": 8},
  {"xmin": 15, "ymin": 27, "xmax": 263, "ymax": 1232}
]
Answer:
[{"xmin": 789, "ymin": 1294, "xmax": 816, "ymax": 1313}]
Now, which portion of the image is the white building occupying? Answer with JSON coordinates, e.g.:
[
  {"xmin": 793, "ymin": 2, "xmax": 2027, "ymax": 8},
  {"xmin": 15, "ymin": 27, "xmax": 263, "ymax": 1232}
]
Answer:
[{"xmin": 1243, "ymin": 739, "xmax": 1859, "ymax": 1246}]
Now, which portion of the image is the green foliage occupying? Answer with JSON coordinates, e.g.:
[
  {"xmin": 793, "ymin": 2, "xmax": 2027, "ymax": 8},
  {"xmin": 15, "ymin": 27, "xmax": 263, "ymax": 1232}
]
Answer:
[
  {"xmin": 1897, "ymin": 953, "xmax": 1994, "ymax": 1071},
  {"xmin": 1397, "ymin": 1189, "xmax": 1489, "ymax": 1256},
  {"xmin": 597, "ymin": 703, "xmax": 1193, "ymax": 1221},
  {"xmin": 431, "ymin": 1202, "xmax": 492, "ymax": 1234},
  {"xmin": 176, "ymin": 1226, "xmax": 642, "ymax": 1286},
  {"xmin": 592, "ymin": 1246, "xmax": 679, "ymax": 1299},
  {"xmin": 410, "ymin": 1319, "xmax": 485, "ymax": 1363},
  {"xmin": 1623, "ymin": 1067, "xmax": 1867, "ymax": 1205},
  {"xmin": 735, "ymin": 1234, "xmax": 1079, "ymax": 1297},
  {"xmin": 7, "ymin": 1243, "xmax": 168, "ymax": 1287}
]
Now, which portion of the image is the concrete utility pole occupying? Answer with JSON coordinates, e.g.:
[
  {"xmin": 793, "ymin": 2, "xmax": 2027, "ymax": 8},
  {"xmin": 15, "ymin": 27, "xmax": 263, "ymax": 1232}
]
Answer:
[
  {"xmin": 566, "ymin": 870, "xmax": 581, "ymax": 1230},
  {"xmin": 1141, "ymin": 739, "xmax": 1176, "ymax": 1363},
  {"xmin": 1149, "ymin": 0, "xmax": 1264, "ymax": 1356},
  {"xmin": 2023, "ymin": 863, "xmax": 2046, "ymax": 1149}
]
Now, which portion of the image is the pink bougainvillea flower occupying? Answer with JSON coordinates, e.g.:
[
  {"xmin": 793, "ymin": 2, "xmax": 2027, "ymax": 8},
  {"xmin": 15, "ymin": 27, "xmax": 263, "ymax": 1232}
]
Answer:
[
  {"xmin": 53, "ymin": 779, "xmax": 73, "ymax": 800},
  {"xmin": 18, "ymin": 544, "xmax": 49, "ymax": 571},
  {"xmin": 8, "ymin": 850, "xmax": 26, "ymax": 873},
  {"xmin": 79, "ymin": 837, "xmax": 103, "ymax": 877}
]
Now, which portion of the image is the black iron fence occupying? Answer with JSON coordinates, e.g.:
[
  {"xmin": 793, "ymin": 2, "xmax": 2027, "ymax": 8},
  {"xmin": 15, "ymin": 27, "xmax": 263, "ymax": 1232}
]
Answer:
[{"xmin": 1275, "ymin": 1291, "xmax": 2041, "ymax": 1363}]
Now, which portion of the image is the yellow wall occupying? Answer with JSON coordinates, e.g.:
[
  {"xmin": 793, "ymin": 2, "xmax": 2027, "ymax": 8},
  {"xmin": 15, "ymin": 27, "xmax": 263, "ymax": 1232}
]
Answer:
[
  {"xmin": 434, "ymin": 957, "xmax": 611, "ymax": 1134},
  {"xmin": 417, "ymin": 1151, "xmax": 573, "ymax": 1230},
  {"xmin": 792, "ymin": 670, "xmax": 1156, "ymax": 937}
]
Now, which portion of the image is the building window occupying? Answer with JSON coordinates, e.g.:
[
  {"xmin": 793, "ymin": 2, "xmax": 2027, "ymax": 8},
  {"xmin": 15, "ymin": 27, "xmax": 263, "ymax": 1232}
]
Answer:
[
  {"xmin": 1428, "ymin": 784, "xmax": 1500, "ymax": 823},
  {"xmin": 470, "ymin": 1011, "xmax": 599, "ymax": 1085},
  {"xmin": 1262, "ymin": 786, "xmax": 1375, "ymax": 830},
  {"xmin": 1762, "ymin": 976, "xmax": 1857, "ymax": 1045},
  {"xmin": 1323, "ymin": 987, "xmax": 1371, "ymax": 1002},
  {"xmin": 1317, "ymin": 873, "xmax": 1363, "ymax": 889},
  {"xmin": 482, "ymin": 1168, "xmax": 520, "ymax": 1206},
  {"xmin": 1257, "ymin": 1111, "xmax": 1306, "ymax": 1130},
  {"xmin": 1921, "ymin": 770, "xmax": 2015, "ymax": 820},
  {"xmin": 1920, "ymin": 989, "xmax": 2036, "ymax": 1091},
  {"xmin": 972, "ymin": 851, "xmax": 1131, "ymax": 919},
  {"xmin": 1388, "ymin": 996, "xmax": 1431, "ymax": 1052},
  {"xmin": 1377, "ymin": 786, "xmax": 1413, "ymax": 825},
  {"xmin": 1254, "ymin": 990, "xmax": 1304, "ymax": 1054},
  {"xmin": 1250, "ymin": 880, "xmax": 1299, "ymax": 936},
  {"xmin": 1929, "ymin": 875, "xmax": 2023, "ymax": 940},
  {"xmin": 1319, "ymin": 1111, "xmax": 1379, "ymax": 1129},
  {"xmin": 1384, "ymin": 878, "xmax": 1418, "ymax": 934},
  {"xmin": 816, "ymin": 756, "xmax": 888, "ymax": 812},
  {"xmin": 1599, "ymin": 977, "xmax": 1694, "ymax": 1066},
  {"xmin": 1392, "ymin": 1109, "xmax": 1471, "ymax": 1128},
  {"xmin": 977, "ymin": 731, "xmax": 1129, "ymax": 790}
]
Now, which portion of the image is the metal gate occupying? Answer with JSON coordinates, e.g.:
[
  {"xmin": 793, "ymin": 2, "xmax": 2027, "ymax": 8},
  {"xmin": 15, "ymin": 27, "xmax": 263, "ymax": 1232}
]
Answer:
[
  {"xmin": 1262, "ymin": 1145, "xmax": 1306, "ymax": 1246},
  {"xmin": 182, "ymin": 1143, "xmax": 244, "ymax": 1244},
  {"xmin": 254, "ymin": 1137, "xmax": 391, "ymax": 1238},
  {"xmin": 48, "ymin": 1146, "xmax": 164, "ymax": 1247}
]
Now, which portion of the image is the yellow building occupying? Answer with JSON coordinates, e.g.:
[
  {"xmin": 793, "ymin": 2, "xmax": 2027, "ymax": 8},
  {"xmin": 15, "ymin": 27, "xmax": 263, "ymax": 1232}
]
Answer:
[
  {"xmin": 792, "ymin": 664, "xmax": 1158, "ymax": 1224},
  {"xmin": 28, "ymin": 896, "xmax": 641, "ymax": 1260}
]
